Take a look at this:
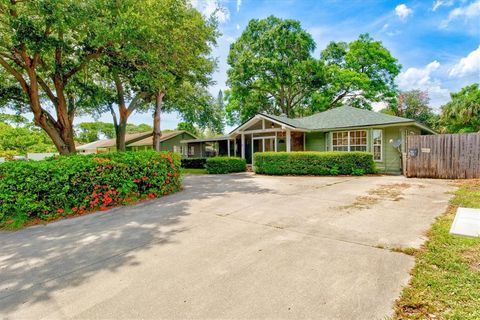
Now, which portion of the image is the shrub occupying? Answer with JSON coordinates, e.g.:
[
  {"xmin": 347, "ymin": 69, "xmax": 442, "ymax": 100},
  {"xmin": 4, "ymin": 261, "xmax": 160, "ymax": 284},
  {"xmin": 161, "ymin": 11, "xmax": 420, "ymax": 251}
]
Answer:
[
  {"xmin": 254, "ymin": 151, "xmax": 375, "ymax": 175},
  {"xmin": 206, "ymin": 157, "xmax": 246, "ymax": 174},
  {"xmin": 181, "ymin": 157, "xmax": 206, "ymax": 169},
  {"xmin": 0, "ymin": 151, "xmax": 181, "ymax": 229}
]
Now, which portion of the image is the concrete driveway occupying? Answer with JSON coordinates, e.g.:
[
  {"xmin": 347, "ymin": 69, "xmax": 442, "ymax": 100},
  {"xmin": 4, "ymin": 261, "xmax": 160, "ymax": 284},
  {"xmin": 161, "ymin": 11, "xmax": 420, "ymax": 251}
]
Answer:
[{"xmin": 0, "ymin": 174, "xmax": 453, "ymax": 319}]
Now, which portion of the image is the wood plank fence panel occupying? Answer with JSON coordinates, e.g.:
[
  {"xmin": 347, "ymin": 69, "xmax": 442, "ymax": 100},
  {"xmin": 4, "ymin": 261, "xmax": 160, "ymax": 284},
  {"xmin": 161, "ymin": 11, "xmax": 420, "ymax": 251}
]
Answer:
[{"xmin": 406, "ymin": 133, "xmax": 480, "ymax": 179}]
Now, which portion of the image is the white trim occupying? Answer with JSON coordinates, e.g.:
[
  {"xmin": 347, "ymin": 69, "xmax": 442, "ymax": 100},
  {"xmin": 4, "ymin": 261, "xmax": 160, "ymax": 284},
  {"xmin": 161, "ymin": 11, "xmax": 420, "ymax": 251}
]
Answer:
[
  {"xmin": 231, "ymin": 114, "xmax": 297, "ymax": 134},
  {"xmin": 241, "ymin": 134, "xmax": 245, "ymax": 159},
  {"xmin": 227, "ymin": 139, "xmax": 231, "ymax": 157},
  {"xmin": 286, "ymin": 129, "xmax": 291, "ymax": 152},
  {"xmin": 372, "ymin": 129, "xmax": 383, "ymax": 162},
  {"xmin": 331, "ymin": 130, "xmax": 368, "ymax": 152}
]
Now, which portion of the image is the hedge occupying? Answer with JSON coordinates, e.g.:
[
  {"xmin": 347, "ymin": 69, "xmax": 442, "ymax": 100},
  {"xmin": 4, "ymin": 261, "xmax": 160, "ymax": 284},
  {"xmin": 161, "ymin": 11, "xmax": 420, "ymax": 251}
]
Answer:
[
  {"xmin": 181, "ymin": 157, "xmax": 206, "ymax": 169},
  {"xmin": 206, "ymin": 157, "xmax": 246, "ymax": 174},
  {"xmin": 253, "ymin": 151, "xmax": 376, "ymax": 175},
  {"xmin": 0, "ymin": 151, "xmax": 181, "ymax": 229}
]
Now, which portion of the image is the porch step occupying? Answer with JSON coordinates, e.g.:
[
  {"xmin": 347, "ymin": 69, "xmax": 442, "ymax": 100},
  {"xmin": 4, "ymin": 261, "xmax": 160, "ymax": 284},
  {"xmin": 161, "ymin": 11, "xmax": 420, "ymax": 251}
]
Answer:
[{"xmin": 246, "ymin": 164, "xmax": 254, "ymax": 172}]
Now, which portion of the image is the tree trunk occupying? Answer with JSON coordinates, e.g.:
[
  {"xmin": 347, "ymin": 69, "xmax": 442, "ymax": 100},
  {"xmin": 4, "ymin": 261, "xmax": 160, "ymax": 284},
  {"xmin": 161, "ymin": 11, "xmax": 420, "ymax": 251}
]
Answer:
[
  {"xmin": 116, "ymin": 120, "xmax": 127, "ymax": 152},
  {"xmin": 153, "ymin": 90, "xmax": 165, "ymax": 151},
  {"xmin": 27, "ymin": 68, "xmax": 75, "ymax": 154}
]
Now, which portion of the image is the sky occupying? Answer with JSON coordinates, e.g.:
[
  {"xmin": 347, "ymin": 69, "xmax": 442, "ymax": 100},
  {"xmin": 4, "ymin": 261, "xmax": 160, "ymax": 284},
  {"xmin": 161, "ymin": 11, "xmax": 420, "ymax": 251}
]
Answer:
[{"xmin": 77, "ymin": 0, "xmax": 480, "ymax": 132}]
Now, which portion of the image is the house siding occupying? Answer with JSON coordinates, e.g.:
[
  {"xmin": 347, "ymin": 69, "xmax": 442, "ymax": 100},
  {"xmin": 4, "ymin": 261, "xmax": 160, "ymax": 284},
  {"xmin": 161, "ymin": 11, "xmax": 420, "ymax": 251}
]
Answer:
[
  {"xmin": 303, "ymin": 125, "xmax": 424, "ymax": 174},
  {"xmin": 305, "ymin": 132, "xmax": 326, "ymax": 151}
]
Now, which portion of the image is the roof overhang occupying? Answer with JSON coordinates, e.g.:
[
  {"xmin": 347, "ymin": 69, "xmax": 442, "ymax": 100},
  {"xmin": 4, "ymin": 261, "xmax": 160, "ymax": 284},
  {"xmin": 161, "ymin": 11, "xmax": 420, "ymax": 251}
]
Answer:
[
  {"xmin": 308, "ymin": 121, "xmax": 437, "ymax": 134},
  {"xmin": 229, "ymin": 113, "xmax": 298, "ymax": 135}
]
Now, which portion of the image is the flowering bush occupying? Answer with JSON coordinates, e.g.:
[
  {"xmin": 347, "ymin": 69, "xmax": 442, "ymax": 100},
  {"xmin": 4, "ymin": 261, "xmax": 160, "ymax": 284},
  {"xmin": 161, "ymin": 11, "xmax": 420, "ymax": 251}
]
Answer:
[{"xmin": 0, "ymin": 151, "xmax": 181, "ymax": 229}]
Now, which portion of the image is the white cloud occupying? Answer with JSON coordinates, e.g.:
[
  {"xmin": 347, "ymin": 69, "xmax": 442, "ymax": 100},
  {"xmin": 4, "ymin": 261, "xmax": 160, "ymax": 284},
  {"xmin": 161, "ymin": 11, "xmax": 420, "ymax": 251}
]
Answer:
[
  {"xmin": 432, "ymin": 0, "xmax": 454, "ymax": 11},
  {"xmin": 191, "ymin": 0, "xmax": 230, "ymax": 23},
  {"xmin": 236, "ymin": 0, "xmax": 242, "ymax": 12},
  {"xmin": 397, "ymin": 61, "xmax": 451, "ymax": 108},
  {"xmin": 442, "ymin": 0, "xmax": 480, "ymax": 27},
  {"xmin": 236, "ymin": 23, "xmax": 240, "ymax": 31},
  {"xmin": 449, "ymin": 46, "xmax": 480, "ymax": 77},
  {"xmin": 395, "ymin": 4, "xmax": 413, "ymax": 20}
]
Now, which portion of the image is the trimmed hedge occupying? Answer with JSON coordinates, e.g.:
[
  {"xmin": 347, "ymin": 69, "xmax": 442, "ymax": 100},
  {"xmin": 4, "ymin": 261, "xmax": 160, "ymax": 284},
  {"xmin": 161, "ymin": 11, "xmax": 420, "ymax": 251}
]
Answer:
[
  {"xmin": 254, "ymin": 151, "xmax": 376, "ymax": 175},
  {"xmin": 0, "ymin": 151, "xmax": 181, "ymax": 229},
  {"xmin": 181, "ymin": 157, "xmax": 206, "ymax": 169},
  {"xmin": 206, "ymin": 157, "xmax": 246, "ymax": 174}
]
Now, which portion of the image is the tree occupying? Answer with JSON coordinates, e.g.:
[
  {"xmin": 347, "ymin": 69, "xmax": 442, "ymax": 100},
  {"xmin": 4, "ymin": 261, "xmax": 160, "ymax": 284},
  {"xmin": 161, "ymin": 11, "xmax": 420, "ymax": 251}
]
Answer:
[
  {"xmin": 318, "ymin": 33, "xmax": 401, "ymax": 110},
  {"xmin": 440, "ymin": 84, "xmax": 480, "ymax": 133},
  {"xmin": 176, "ymin": 122, "xmax": 199, "ymax": 136},
  {"xmin": 0, "ymin": 0, "xmax": 119, "ymax": 154},
  {"xmin": 75, "ymin": 122, "xmax": 153, "ymax": 143},
  {"xmin": 381, "ymin": 90, "xmax": 437, "ymax": 127},
  {"xmin": 0, "ymin": 122, "xmax": 55, "ymax": 155},
  {"xmin": 226, "ymin": 16, "xmax": 324, "ymax": 124}
]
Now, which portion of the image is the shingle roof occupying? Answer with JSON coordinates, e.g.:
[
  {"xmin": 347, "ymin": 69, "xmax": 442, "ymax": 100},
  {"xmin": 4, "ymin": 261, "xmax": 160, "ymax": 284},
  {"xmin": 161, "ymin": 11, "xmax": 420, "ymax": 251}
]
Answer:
[
  {"xmin": 77, "ymin": 132, "xmax": 152, "ymax": 149},
  {"xmin": 127, "ymin": 131, "xmax": 188, "ymax": 147},
  {"xmin": 263, "ymin": 106, "xmax": 415, "ymax": 130}
]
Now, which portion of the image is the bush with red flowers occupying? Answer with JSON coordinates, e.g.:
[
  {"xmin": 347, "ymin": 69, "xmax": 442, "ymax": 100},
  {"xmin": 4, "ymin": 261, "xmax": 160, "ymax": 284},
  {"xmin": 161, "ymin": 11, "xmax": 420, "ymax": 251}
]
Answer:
[{"xmin": 0, "ymin": 151, "xmax": 181, "ymax": 229}]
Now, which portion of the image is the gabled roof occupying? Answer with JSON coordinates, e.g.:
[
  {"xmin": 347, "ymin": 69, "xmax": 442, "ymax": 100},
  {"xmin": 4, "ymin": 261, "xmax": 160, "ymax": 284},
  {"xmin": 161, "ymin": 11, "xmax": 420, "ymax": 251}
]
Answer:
[
  {"xmin": 127, "ymin": 131, "xmax": 195, "ymax": 147},
  {"xmin": 231, "ymin": 106, "xmax": 434, "ymax": 133},
  {"xmin": 291, "ymin": 106, "xmax": 416, "ymax": 130}
]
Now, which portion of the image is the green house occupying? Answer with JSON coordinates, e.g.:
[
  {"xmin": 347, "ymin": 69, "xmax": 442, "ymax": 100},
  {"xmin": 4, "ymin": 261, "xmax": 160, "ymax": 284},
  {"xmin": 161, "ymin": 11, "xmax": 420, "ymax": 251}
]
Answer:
[
  {"xmin": 182, "ymin": 106, "xmax": 435, "ymax": 174},
  {"xmin": 77, "ymin": 130, "xmax": 197, "ymax": 155}
]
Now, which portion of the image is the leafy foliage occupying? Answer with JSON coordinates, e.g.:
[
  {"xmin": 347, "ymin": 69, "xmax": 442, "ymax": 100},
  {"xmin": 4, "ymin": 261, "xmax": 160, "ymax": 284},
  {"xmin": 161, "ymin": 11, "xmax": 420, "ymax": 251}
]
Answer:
[
  {"xmin": 226, "ymin": 16, "xmax": 323, "ymax": 123},
  {"xmin": 206, "ymin": 157, "xmax": 246, "ymax": 174},
  {"xmin": 318, "ymin": 34, "xmax": 401, "ymax": 110},
  {"xmin": 440, "ymin": 84, "xmax": 480, "ymax": 133},
  {"xmin": 0, "ymin": 151, "xmax": 181, "ymax": 229},
  {"xmin": 75, "ymin": 122, "xmax": 153, "ymax": 143},
  {"xmin": 254, "ymin": 152, "xmax": 375, "ymax": 175},
  {"xmin": 0, "ymin": 122, "xmax": 55, "ymax": 155},
  {"xmin": 381, "ymin": 90, "xmax": 438, "ymax": 127}
]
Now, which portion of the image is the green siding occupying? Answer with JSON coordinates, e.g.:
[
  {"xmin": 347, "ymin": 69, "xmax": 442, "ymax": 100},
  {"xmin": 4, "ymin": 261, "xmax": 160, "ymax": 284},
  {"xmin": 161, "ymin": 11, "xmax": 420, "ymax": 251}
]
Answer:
[
  {"xmin": 305, "ymin": 132, "xmax": 326, "ymax": 151},
  {"xmin": 160, "ymin": 132, "xmax": 196, "ymax": 153}
]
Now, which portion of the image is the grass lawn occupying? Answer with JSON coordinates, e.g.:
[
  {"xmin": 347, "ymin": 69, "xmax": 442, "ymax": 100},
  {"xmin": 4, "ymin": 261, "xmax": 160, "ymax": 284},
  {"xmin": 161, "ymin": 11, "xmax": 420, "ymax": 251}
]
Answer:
[
  {"xmin": 394, "ymin": 180, "xmax": 480, "ymax": 320},
  {"xmin": 181, "ymin": 168, "xmax": 207, "ymax": 174}
]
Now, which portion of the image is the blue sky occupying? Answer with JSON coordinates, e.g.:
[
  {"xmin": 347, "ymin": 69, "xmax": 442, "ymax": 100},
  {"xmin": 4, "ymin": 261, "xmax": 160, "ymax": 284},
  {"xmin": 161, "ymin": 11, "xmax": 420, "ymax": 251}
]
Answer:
[{"xmin": 78, "ymin": 0, "xmax": 480, "ymax": 131}]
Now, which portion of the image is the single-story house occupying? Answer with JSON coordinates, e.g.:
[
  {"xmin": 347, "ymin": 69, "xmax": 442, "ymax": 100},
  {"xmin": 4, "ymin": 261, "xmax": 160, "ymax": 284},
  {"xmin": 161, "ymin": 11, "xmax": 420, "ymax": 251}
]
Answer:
[
  {"xmin": 181, "ymin": 106, "xmax": 435, "ymax": 174},
  {"xmin": 77, "ymin": 130, "xmax": 196, "ymax": 154}
]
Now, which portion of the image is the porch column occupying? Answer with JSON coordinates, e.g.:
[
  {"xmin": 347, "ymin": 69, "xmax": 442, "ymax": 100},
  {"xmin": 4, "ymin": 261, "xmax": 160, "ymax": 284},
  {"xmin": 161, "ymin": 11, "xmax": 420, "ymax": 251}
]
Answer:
[
  {"xmin": 286, "ymin": 129, "xmax": 291, "ymax": 152},
  {"xmin": 241, "ymin": 133, "xmax": 245, "ymax": 159},
  {"xmin": 227, "ymin": 139, "xmax": 231, "ymax": 157}
]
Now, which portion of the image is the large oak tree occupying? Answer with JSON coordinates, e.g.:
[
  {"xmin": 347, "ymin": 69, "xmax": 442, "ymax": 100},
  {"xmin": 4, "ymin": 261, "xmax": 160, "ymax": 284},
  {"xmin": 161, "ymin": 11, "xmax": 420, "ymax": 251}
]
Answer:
[
  {"xmin": 226, "ymin": 16, "xmax": 324, "ymax": 124},
  {"xmin": 0, "ymin": 0, "xmax": 119, "ymax": 154}
]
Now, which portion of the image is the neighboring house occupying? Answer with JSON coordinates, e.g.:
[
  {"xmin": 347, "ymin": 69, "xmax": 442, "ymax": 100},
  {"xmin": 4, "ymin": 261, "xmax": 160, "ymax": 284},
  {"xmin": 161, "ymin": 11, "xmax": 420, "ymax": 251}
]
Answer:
[
  {"xmin": 181, "ymin": 106, "xmax": 435, "ymax": 174},
  {"xmin": 77, "ymin": 131, "xmax": 197, "ymax": 154}
]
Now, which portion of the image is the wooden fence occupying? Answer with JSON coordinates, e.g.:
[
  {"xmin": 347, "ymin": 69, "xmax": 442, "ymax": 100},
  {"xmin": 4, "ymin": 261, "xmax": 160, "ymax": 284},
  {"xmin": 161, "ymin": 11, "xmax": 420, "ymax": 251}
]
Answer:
[{"xmin": 406, "ymin": 133, "xmax": 480, "ymax": 179}]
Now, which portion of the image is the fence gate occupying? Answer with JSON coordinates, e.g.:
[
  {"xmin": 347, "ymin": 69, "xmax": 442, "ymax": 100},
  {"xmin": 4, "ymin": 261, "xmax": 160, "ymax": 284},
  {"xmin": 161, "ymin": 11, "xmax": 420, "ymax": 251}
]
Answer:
[{"xmin": 406, "ymin": 133, "xmax": 480, "ymax": 179}]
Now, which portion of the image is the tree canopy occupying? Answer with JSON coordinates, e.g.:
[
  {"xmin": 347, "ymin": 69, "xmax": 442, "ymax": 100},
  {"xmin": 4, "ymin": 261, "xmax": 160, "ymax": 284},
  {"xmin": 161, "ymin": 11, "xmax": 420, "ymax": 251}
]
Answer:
[
  {"xmin": 318, "ymin": 34, "xmax": 401, "ymax": 110},
  {"xmin": 225, "ymin": 17, "xmax": 402, "ymax": 125},
  {"xmin": 381, "ymin": 90, "xmax": 438, "ymax": 127},
  {"xmin": 440, "ymin": 84, "xmax": 480, "ymax": 133},
  {"xmin": 226, "ymin": 16, "xmax": 324, "ymax": 124}
]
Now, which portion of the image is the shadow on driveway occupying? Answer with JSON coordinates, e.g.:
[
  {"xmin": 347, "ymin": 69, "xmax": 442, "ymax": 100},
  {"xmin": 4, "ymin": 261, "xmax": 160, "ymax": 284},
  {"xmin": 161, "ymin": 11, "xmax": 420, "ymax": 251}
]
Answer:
[{"xmin": 0, "ymin": 173, "xmax": 270, "ymax": 314}]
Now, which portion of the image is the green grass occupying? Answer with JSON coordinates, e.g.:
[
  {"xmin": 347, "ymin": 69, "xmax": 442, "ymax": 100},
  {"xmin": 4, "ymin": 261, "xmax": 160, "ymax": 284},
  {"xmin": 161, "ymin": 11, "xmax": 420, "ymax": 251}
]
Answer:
[
  {"xmin": 181, "ymin": 168, "xmax": 207, "ymax": 174},
  {"xmin": 394, "ymin": 180, "xmax": 480, "ymax": 320}
]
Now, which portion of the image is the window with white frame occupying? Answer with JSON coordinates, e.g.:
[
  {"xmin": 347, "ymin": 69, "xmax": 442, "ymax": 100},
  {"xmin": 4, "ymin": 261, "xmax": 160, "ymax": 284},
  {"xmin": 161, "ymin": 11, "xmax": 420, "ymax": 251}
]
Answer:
[
  {"xmin": 173, "ymin": 145, "xmax": 181, "ymax": 153},
  {"xmin": 189, "ymin": 145, "xmax": 195, "ymax": 156},
  {"xmin": 332, "ymin": 130, "xmax": 367, "ymax": 152},
  {"xmin": 372, "ymin": 129, "xmax": 382, "ymax": 161}
]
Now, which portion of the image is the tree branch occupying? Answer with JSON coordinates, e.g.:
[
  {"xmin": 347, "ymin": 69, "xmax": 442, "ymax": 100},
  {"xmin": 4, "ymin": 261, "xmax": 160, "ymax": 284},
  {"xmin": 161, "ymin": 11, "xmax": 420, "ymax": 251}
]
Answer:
[
  {"xmin": 36, "ymin": 76, "xmax": 57, "ymax": 104},
  {"xmin": 64, "ymin": 45, "xmax": 109, "ymax": 80},
  {"xmin": 0, "ymin": 56, "xmax": 29, "ymax": 92}
]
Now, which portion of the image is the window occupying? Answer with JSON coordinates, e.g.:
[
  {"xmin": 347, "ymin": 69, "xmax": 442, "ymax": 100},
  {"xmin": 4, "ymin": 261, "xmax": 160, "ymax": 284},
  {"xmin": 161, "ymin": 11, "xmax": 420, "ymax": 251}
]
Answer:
[
  {"xmin": 332, "ymin": 131, "xmax": 367, "ymax": 152},
  {"xmin": 189, "ymin": 146, "xmax": 195, "ymax": 156},
  {"xmin": 372, "ymin": 129, "xmax": 382, "ymax": 161},
  {"xmin": 173, "ymin": 145, "xmax": 180, "ymax": 153}
]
